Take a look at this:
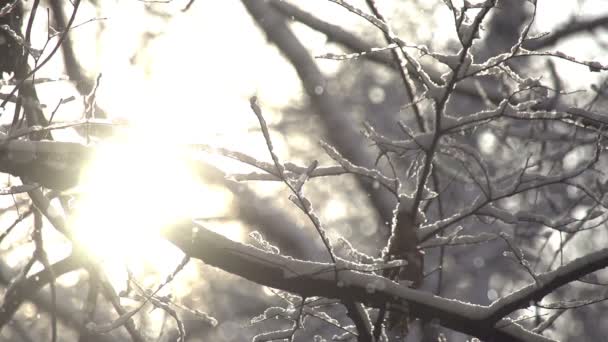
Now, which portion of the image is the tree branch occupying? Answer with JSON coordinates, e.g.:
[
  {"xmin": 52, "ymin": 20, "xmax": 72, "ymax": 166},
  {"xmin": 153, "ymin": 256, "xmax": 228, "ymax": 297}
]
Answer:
[{"xmin": 163, "ymin": 220, "xmax": 555, "ymax": 342}]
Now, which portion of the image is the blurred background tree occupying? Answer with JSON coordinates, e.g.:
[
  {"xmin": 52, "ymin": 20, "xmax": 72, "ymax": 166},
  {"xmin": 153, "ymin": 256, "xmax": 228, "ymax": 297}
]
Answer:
[{"xmin": 0, "ymin": 0, "xmax": 608, "ymax": 341}]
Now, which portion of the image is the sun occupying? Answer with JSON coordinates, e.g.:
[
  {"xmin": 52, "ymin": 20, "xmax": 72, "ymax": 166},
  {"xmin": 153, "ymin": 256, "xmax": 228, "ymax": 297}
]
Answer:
[{"xmin": 69, "ymin": 127, "xmax": 234, "ymax": 274}]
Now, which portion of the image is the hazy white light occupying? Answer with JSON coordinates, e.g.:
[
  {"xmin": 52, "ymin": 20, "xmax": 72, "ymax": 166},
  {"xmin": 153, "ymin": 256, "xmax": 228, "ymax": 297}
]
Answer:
[
  {"xmin": 262, "ymin": 286, "xmax": 276, "ymax": 296},
  {"xmin": 478, "ymin": 131, "xmax": 496, "ymax": 154},
  {"xmin": 368, "ymin": 86, "xmax": 386, "ymax": 104},
  {"xmin": 325, "ymin": 199, "xmax": 347, "ymax": 219},
  {"xmin": 205, "ymin": 221, "xmax": 246, "ymax": 243},
  {"xmin": 70, "ymin": 130, "xmax": 233, "ymax": 270},
  {"xmin": 571, "ymin": 206, "xmax": 589, "ymax": 220},
  {"xmin": 563, "ymin": 149, "xmax": 582, "ymax": 171}
]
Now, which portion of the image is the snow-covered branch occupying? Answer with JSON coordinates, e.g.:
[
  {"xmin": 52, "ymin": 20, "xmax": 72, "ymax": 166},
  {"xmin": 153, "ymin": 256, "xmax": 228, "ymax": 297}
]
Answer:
[{"xmin": 163, "ymin": 220, "xmax": 556, "ymax": 342}]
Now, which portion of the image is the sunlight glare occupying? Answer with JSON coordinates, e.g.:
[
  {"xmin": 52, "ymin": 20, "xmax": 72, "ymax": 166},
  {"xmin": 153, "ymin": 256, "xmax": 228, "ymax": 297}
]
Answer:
[{"xmin": 70, "ymin": 129, "xmax": 232, "ymax": 271}]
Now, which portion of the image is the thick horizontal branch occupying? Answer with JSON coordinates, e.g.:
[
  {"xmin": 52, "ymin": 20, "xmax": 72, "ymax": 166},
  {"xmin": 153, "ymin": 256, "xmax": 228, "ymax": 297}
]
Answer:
[
  {"xmin": 0, "ymin": 136, "xmax": 93, "ymax": 190},
  {"xmin": 487, "ymin": 248, "xmax": 608, "ymax": 323},
  {"xmin": 162, "ymin": 220, "xmax": 553, "ymax": 342},
  {"xmin": 0, "ymin": 137, "xmax": 327, "ymax": 259}
]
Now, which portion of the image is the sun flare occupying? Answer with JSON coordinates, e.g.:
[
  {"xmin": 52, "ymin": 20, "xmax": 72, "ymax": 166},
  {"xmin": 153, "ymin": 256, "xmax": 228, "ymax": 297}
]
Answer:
[{"xmin": 69, "ymin": 128, "xmax": 234, "ymax": 273}]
